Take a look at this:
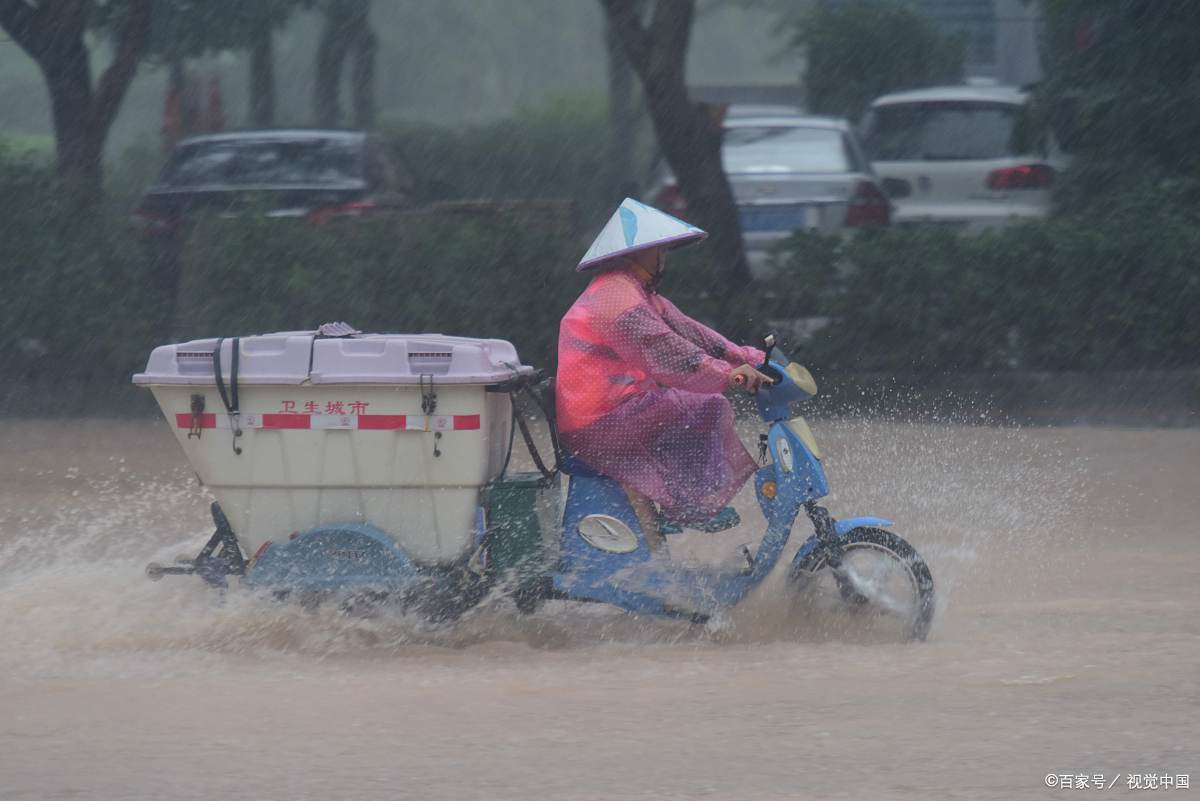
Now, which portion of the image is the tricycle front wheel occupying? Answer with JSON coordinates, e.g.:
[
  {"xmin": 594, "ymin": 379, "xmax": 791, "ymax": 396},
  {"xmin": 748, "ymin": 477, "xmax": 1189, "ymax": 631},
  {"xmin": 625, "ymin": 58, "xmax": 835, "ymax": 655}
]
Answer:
[{"xmin": 790, "ymin": 527, "xmax": 935, "ymax": 641}]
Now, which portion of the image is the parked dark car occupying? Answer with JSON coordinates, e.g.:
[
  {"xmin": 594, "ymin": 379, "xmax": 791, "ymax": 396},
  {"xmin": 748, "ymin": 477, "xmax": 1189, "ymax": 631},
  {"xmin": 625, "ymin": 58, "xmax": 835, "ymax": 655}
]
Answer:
[
  {"xmin": 130, "ymin": 129, "xmax": 408, "ymax": 236},
  {"xmin": 131, "ymin": 130, "xmax": 409, "ymax": 339}
]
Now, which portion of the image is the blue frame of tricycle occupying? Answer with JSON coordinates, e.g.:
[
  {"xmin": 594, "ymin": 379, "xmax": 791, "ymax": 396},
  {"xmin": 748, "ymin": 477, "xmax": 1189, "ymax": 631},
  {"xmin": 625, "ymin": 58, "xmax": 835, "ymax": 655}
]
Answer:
[
  {"xmin": 549, "ymin": 359, "xmax": 896, "ymax": 618},
  {"xmin": 228, "ymin": 357, "xmax": 901, "ymax": 621}
]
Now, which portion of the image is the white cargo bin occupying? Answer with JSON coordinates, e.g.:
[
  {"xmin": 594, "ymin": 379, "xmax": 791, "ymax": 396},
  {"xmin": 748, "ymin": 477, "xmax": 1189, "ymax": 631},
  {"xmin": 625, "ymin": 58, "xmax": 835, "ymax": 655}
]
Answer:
[{"xmin": 133, "ymin": 331, "xmax": 533, "ymax": 564}]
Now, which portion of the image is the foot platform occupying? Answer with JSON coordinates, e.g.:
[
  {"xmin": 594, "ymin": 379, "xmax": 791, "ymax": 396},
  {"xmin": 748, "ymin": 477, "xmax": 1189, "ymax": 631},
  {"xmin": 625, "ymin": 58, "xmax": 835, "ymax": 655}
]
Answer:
[{"xmin": 659, "ymin": 506, "xmax": 741, "ymax": 535}]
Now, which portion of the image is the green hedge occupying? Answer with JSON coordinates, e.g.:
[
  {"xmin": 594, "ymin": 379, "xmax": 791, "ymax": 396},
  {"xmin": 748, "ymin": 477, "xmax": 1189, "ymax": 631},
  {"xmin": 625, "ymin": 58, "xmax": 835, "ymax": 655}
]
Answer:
[
  {"xmin": 767, "ymin": 180, "xmax": 1200, "ymax": 371},
  {"xmin": 4, "ymin": 147, "xmax": 1198, "ymax": 389},
  {"xmin": 0, "ymin": 153, "xmax": 158, "ymax": 383},
  {"xmin": 1, "ymin": 150, "xmax": 586, "ymax": 384},
  {"xmin": 177, "ymin": 204, "xmax": 583, "ymax": 371}
]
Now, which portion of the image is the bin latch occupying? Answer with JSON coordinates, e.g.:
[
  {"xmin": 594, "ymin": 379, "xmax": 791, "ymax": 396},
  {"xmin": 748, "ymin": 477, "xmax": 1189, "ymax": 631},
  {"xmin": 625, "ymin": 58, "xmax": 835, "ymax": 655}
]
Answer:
[
  {"xmin": 420, "ymin": 374, "xmax": 442, "ymax": 457},
  {"xmin": 420, "ymin": 374, "xmax": 437, "ymax": 415},
  {"xmin": 187, "ymin": 394, "xmax": 206, "ymax": 439}
]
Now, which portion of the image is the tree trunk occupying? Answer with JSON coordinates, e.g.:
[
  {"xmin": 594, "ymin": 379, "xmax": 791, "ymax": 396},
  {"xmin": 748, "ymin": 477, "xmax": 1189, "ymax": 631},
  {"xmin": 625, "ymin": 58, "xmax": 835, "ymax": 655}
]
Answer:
[
  {"xmin": 605, "ymin": 12, "xmax": 641, "ymax": 202},
  {"xmin": 600, "ymin": 0, "xmax": 749, "ymax": 286},
  {"xmin": 643, "ymin": 78, "xmax": 745, "ymax": 288},
  {"xmin": 173, "ymin": 59, "xmax": 202, "ymax": 136},
  {"xmin": 351, "ymin": 22, "xmax": 378, "ymax": 129},
  {"xmin": 314, "ymin": 8, "xmax": 346, "ymax": 126},
  {"xmin": 315, "ymin": 0, "xmax": 375, "ymax": 129},
  {"xmin": 249, "ymin": 21, "xmax": 276, "ymax": 128},
  {"xmin": 41, "ymin": 35, "xmax": 102, "ymax": 196}
]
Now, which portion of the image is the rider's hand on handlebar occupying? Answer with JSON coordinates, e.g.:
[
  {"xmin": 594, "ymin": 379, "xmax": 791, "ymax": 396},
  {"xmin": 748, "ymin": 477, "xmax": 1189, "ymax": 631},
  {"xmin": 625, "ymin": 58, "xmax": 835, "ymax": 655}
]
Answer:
[{"xmin": 729, "ymin": 364, "xmax": 773, "ymax": 393}]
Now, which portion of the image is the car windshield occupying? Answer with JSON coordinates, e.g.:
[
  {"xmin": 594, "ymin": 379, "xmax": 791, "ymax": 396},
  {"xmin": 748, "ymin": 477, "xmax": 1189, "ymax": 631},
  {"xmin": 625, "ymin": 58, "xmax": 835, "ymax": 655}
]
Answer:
[
  {"xmin": 161, "ymin": 138, "xmax": 363, "ymax": 187},
  {"xmin": 722, "ymin": 126, "xmax": 853, "ymax": 174},
  {"xmin": 861, "ymin": 102, "xmax": 1022, "ymax": 161}
]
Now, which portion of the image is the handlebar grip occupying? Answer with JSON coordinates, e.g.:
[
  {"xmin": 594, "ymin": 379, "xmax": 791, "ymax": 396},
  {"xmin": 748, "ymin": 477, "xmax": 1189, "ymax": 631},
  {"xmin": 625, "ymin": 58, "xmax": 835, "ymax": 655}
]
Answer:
[{"xmin": 759, "ymin": 332, "xmax": 776, "ymax": 371}]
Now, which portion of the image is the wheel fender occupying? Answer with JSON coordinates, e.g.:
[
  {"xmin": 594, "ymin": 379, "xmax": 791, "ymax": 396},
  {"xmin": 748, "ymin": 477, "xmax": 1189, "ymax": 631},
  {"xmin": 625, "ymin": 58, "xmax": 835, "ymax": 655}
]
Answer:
[
  {"xmin": 243, "ymin": 522, "xmax": 422, "ymax": 593},
  {"xmin": 791, "ymin": 516, "xmax": 897, "ymax": 569},
  {"xmin": 834, "ymin": 516, "xmax": 894, "ymax": 537}
]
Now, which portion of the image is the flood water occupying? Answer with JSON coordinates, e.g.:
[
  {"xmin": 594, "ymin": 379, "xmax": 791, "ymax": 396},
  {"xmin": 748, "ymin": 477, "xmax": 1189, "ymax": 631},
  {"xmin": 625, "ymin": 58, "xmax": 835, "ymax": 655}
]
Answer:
[{"xmin": 0, "ymin": 417, "xmax": 1196, "ymax": 800}]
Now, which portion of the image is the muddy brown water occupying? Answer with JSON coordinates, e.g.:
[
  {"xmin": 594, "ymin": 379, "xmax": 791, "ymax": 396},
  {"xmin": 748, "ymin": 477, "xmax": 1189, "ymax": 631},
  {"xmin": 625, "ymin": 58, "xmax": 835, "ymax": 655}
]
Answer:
[{"xmin": 0, "ymin": 418, "xmax": 1196, "ymax": 801}]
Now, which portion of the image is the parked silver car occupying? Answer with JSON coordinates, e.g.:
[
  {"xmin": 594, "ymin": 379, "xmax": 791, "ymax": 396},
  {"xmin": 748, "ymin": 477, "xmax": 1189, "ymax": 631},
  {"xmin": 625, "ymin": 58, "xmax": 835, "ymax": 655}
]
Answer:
[
  {"xmin": 860, "ymin": 84, "xmax": 1068, "ymax": 231},
  {"xmin": 647, "ymin": 115, "xmax": 890, "ymax": 277}
]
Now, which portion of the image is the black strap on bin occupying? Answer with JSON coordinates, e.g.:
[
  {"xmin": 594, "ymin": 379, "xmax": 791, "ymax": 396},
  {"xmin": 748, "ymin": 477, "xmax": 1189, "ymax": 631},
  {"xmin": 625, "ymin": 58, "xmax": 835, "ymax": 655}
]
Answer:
[
  {"xmin": 521, "ymin": 375, "xmax": 561, "ymax": 473},
  {"xmin": 515, "ymin": 410, "xmax": 554, "ymax": 482},
  {"xmin": 212, "ymin": 337, "xmax": 243, "ymax": 455},
  {"xmin": 493, "ymin": 369, "xmax": 561, "ymax": 486}
]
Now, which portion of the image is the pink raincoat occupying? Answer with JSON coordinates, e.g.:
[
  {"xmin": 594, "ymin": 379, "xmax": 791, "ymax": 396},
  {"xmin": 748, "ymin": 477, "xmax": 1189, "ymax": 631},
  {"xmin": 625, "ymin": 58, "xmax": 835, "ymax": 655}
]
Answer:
[{"xmin": 556, "ymin": 269, "xmax": 765, "ymax": 523}]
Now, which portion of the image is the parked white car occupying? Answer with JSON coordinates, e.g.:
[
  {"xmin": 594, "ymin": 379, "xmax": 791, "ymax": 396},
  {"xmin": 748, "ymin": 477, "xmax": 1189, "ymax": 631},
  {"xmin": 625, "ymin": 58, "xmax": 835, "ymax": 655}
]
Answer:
[
  {"xmin": 860, "ymin": 85, "xmax": 1068, "ymax": 231},
  {"xmin": 648, "ymin": 114, "xmax": 890, "ymax": 277}
]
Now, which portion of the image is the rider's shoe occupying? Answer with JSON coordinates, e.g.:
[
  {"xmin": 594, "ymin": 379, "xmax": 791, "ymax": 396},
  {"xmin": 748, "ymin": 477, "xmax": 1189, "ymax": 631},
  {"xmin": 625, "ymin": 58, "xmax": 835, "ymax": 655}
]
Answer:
[{"xmin": 659, "ymin": 506, "xmax": 741, "ymax": 535}]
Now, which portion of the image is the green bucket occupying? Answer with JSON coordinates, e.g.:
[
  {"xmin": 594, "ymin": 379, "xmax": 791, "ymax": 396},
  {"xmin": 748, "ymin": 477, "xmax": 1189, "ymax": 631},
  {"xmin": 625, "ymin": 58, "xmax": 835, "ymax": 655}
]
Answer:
[{"xmin": 483, "ymin": 472, "xmax": 561, "ymax": 582}]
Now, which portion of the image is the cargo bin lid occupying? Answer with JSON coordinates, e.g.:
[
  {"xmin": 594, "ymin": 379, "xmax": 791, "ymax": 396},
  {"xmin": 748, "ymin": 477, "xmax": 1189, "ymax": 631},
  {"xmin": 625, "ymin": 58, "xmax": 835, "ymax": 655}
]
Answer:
[
  {"xmin": 132, "ymin": 333, "xmax": 315, "ymax": 385},
  {"xmin": 133, "ymin": 330, "xmax": 534, "ymax": 386},
  {"xmin": 310, "ymin": 333, "xmax": 532, "ymax": 384}
]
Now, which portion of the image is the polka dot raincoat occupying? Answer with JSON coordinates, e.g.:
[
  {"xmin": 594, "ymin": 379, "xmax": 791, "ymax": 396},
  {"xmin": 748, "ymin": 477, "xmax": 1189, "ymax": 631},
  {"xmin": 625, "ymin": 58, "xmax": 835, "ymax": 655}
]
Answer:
[{"xmin": 556, "ymin": 199, "xmax": 764, "ymax": 523}]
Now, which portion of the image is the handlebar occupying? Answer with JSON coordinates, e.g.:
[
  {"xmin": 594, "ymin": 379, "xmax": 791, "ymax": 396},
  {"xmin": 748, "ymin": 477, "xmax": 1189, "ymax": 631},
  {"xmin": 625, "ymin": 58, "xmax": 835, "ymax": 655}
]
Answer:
[
  {"xmin": 760, "ymin": 333, "xmax": 776, "ymax": 370},
  {"xmin": 759, "ymin": 332, "xmax": 781, "ymax": 385},
  {"xmin": 730, "ymin": 333, "xmax": 784, "ymax": 390}
]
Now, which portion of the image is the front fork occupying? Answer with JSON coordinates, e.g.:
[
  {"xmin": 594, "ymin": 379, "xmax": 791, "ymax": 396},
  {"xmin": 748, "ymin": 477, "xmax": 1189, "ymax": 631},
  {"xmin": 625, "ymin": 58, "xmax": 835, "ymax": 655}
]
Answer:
[
  {"xmin": 804, "ymin": 501, "xmax": 842, "ymax": 564},
  {"xmin": 802, "ymin": 501, "xmax": 869, "ymax": 603}
]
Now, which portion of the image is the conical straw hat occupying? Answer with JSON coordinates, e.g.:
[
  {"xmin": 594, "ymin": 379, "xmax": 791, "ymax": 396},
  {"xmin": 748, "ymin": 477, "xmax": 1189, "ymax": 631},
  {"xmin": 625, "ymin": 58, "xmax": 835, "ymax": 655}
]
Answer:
[{"xmin": 577, "ymin": 197, "xmax": 707, "ymax": 272}]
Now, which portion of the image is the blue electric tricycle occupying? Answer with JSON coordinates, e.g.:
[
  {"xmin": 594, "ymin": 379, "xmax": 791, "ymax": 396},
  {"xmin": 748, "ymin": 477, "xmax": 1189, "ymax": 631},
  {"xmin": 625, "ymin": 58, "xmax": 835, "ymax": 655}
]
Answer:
[
  {"xmin": 148, "ymin": 336, "xmax": 935, "ymax": 641},
  {"xmin": 543, "ymin": 335, "xmax": 935, "ymax": 640}
]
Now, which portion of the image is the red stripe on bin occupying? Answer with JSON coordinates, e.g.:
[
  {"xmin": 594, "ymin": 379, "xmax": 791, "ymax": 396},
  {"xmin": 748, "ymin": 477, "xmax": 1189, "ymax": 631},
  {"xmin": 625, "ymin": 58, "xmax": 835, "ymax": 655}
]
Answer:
[
  {"xmin": 357, "ymin": 414, "xmax": 409, "ymax": 430},
  {"xmin": 262, "ymin": 414, "xmax": 310, "ymax": 429},
  {"xmin": 173, "ymin": 412, "xmax": 478, "ymax": 431},
  {"xmin": 176, "ymin": 412, "xmax": 217, "ymax": 429}
]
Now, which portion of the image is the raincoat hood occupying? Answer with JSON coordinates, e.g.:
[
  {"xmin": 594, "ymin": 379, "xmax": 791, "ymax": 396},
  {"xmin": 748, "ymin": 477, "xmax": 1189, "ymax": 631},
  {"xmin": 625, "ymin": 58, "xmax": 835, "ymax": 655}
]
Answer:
[{"xmin": 577, "ymin": 198, "xmax": 707, "ymax": 272}]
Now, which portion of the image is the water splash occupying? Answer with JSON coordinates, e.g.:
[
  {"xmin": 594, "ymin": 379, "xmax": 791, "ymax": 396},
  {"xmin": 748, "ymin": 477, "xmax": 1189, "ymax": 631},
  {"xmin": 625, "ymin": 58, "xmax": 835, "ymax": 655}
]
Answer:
[{"xmin": 0, "ymin": 417, "xmax": 1090, "ymax": 683}]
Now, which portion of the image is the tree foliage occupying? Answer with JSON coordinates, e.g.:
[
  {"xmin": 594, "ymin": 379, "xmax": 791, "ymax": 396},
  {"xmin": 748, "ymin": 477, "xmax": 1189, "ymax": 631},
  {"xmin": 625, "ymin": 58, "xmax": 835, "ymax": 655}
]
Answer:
[
  {"xmin": 790, "ymin": 0, "xmax": 965, "ymax": 120},
  {"xmin": 0, "ymin": 0, "xmax": 152, "ymax": 193},
  {"xmin": 95, "ymin": 0, "xmax": 308, "ymax": 131},
  {"xmin": 1036, "ymin": 0, "xmax": 1200, "ymax": 209},
  {"xmin": 94, "ymin": 0, "xmax": 306, "ymax": 62}
]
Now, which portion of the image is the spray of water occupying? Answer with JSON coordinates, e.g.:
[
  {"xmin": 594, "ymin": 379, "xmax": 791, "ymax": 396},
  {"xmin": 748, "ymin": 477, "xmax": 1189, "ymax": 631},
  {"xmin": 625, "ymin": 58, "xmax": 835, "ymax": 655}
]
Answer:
[{"xmin": 0, "ymin": 414, "xmax": 1090, "ymax": 683}]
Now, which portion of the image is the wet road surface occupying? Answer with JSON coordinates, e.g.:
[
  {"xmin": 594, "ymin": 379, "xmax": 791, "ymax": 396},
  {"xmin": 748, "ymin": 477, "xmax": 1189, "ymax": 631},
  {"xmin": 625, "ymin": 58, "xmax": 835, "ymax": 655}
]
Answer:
[{"xmin": 0, "ymin": 418, "xmax": 1196, "ymax": 800}]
